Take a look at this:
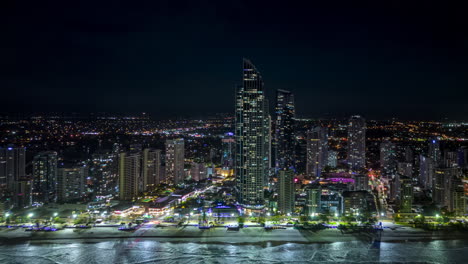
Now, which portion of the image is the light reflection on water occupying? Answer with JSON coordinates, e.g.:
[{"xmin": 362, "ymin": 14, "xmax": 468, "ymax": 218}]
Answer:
[{"xmin": 1, "ymin": 239, "xmax": 467, "ymax": 263}]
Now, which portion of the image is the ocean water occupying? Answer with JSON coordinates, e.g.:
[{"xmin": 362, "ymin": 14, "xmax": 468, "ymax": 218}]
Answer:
[{"xmin": 0, "ymin": 239, "xmax": 467, "ymax": 263}]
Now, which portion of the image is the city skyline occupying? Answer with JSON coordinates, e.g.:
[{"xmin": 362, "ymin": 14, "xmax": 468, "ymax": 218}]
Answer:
[{"xmin": 1, "ymin": 2, "xmax": 468, "ymax": 263}]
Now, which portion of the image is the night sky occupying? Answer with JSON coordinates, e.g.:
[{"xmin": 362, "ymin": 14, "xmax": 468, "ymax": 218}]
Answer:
[{"xmin": 2, "ymin": 1, "xmax": 467, "ymax": 120}]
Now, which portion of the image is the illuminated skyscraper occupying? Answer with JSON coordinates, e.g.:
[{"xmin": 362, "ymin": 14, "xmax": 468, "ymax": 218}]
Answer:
[
  {"xmin": 143, "ymin": 148, "xmax": 162, "ymax": 190},
  {"xmin": 235, "ymin": 58, "xmax": 270, "ymax": 207},
  {"xmin": 119, "ymin": 152, "xmax": 141, "ymax": 201},
  {"xmin": 90, "ymin": 152, "xmax": 118, "ymax": 197},
  {"xmin": 347, "ymin": 115, "xmax": 366, "ymax": 170},
  {"xmin": 32, "ymin": 151, "xmax": 58, "ymax": 204},
  {"xmin": 221, "ymin": 132, "xmax": 235, "ymax": 170},
  {"xmin": 0, "ymin": 147, "xmax": 26, "ymax": 194},
  {"xmin": 278, "ymin": 169, "xmax": 295, "ymax": 215},
  {"xmin": 165, "ymin": 139, "xmax": 185, "ymax": 185},
  {"xmin": 380, "ymin": 140, "xmax": 397, "ymax": 180},
  {"xmin": 428, "ymin": 138, "xmax": 442, "ymax": 167},
  {"xmin": 399, "ymin": 176, "xmax": 413, "ymax": 213},
  {"xmin": 306, "ymin": 126, "xmax": 328, "ymax": 178},
  {"xmin": 305, "ymin": 184, "xmax": 321, "ymax": 216},
  {"xmin": 419, "ymin": 155, "xmax": 435, "ymax": 190},
  {"xmin": 433, "ymin": 167, "xmax": 462, "ymax": 210},
  {"xmin": 274, "ymin": 89, "xmax": 295, "ymax": 169},
  {"xmin": 0, "ymin": 147, "xmax": 30, "ymax": 208}
]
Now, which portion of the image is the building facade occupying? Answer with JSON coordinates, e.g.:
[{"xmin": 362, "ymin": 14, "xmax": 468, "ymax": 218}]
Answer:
[
  {"xmin": 347, "ymin": 116, "xmax": 366, "ymax": 171},
  {"xmin": 235, "ymin": 59, "xmax": 271, "ymax": 207},
  {"xmin": 165, "ymin": 139, "xmax": 185, "ymax": 185}
]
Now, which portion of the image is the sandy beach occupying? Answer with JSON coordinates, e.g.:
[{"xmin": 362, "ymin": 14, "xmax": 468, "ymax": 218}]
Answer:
[{"xmin": 1, "ymin": 224, "xmax": 466, "ymax": 245}]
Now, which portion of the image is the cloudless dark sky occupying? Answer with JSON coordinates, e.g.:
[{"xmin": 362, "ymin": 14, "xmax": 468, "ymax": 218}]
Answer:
[{"xmin": 2, "ymin": 0, "xmax": 467, "ymax": 120}]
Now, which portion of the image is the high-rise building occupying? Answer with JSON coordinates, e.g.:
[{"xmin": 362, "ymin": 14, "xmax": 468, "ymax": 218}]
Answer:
[
  {"xmin": 306, "ymin": 126, "xmax": 328, "ymax": 178},
  {"xmin": 0, "ymin": 147, "xmax": 29, "ymax": 208},
  {"xmin": 32, "ymin": 151, "xmax": 58, "ymax": 204},
  {"xmin": 380, "ymin": 140, "xmax": 397, "ymax": 179},
  {"xmin": 57, "ymin": 165, "xmax": 87, "ymax": 203},
  {"xmin": 221, "ymin": 132, "xmax": 235, "ymax": 170},
  {"xmin": 143, "ymin": 148, "xmax": 162, "ymax": 190},
  {"xmin": 165, "ymin": 139, "xmax": 185, "ymax": 185},
  {"xmin": 428, "ymin": 138, "xmax": 442, "ymax": 167},
  {"xmin": 399, "ymin": 176, "xmax": 413, "ymax": 213},
  {"xmin": 390, "ymin": 173, "xmax": 401, "ymax": 202},
  {"xmin": 274, "ymin": 89, "xmax": 295, "ymax": 170},
  {"xmin": 235, "ymin": 59, "xmax": 271, "ymax": 207},
  {"xmin": 0, "ymin": 147, "xmax": 26, "ymax": 194},
  {"xmin": 433, "ymin": 167, "xmax": 460, "ymax": 209},
  {"xmin": 419, "ymin": 155, "xmax": 435, "ymax": 190},
  {"xmin": 305, "ymin": 184, "xmax": 321, "ymax": 216},
  {"xmin": 277, "ymin": 169, "xmax": 295, "ymax": 215},
  {"xmin": 90, "ymin": 152, "xmax": 118, "ymax": 197},
  {"xmin": 119, "ymin": 152, "xmax": 141, "ymax": 201},
  {"xmin": 327, "ymin": 150, "xmax": 338, "ymax": 168},
  {"xmin": 347, "ymin": 116, "xmax": 366, "ymax": 170}
]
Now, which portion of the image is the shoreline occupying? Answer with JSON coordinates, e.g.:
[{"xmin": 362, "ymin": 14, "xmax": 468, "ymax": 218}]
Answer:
[{"xmin": 1, "ymin": 226, "xmax": 467, "ymax": 245}]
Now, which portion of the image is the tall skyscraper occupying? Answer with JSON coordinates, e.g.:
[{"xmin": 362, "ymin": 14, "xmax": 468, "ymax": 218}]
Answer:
[
  {"xmin": 57, "ymin": 165, "xmax": 87, "ymax": 203},
  {"xmin": 0, "ymin": 147, "xmax": 26, "ymax": 194},
  {"xmin": 90, "ymin": 152, "xmax": 118, "ymax": 197},
  {"xmin": 399, "ymin": 176, "xmax": 413, "ymax": 213},
  {"xmin": 306, "ymin": 126, "xmax": 328, "ymax": 178},
  {"xmin": 305, "ymin": 184, "xmax": 321, "ymax": 216},
  {"xmin": 433, "ymin": 167, "xmax": 461, "ymax": 210},
  {"xmin": 428, "ymin": 138, "xmax": 442, "ymax": 167},
  {"xmin": 221, "ymin": 132, "xmax": 235, "ymax": 170},
  {"xmin": 274, "ymin": 89, "xmax": 295, "ymax": 169},
  {"xmin": 419, "ymin": 155, "xmax": 434, "ymax": 190},
  {"xmin": 347, "ymin": 116, "xmax": 366, "ymax": 170},
  {"xmin": 32, "ymin": 151, "xmax": 58, "ymax": 204},
  {"xmin": 143, "ymin": 148, "xmax": 162, "ymax": 190},
  {"xmin": 119, "ymin": 152, "xmax": 141, "ymax": 201},
  {"xmin": 277, "ymin": 169, "xmax": 295, "ymax": 215},
  {"xmin": 0, "ymin": 147, "xmax": 29, "ymax": 208},
  {"xmin": 235, "ymin": 58, "xmax": 270, "ymax": 207},
  {"xmin": 165, "ymin": 139, "xmax": 185, "ymax": 185},
  {"xmin": 380, "ymin": 140, "xmax": 397, "ymax": 179}
]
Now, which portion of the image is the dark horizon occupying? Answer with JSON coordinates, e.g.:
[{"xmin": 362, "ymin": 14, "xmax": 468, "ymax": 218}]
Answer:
[{"xmin": 2, "ymin": 1, "xmax": 467, "ymax": 120}]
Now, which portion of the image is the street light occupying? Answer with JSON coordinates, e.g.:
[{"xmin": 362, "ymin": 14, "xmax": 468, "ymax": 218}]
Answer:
[
  {"xmin": 53, "ymin": 212, "xmax": 58, "ymax": 217},
  {"xmin": 334, "ymin": 213, "xmax": 338, "ymax": 218},
  {"xmin": 436, "ymin": 214, "xmax": 439, "ymax": 218},
  {"xmin": 72, "ymin": 214, "xmax": 77, "ymax": 219},
  {"xmin": 5, "ymin": 213, "xmax": 10, "ymax": 218},
  {"xmin": 27, "ymin": 213, "xmax": 33, "ymax": 218}
]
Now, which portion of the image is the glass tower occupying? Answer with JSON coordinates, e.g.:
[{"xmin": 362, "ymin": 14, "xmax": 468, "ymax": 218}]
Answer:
[
  {"xmin": 235, "ymin": 58, "xmax": 270, "ymax": 207},
  {"xmin": 347, "ymin": 115, "xmax": 366, "ymax": 170},
  {"xmin": 274, "ymin": 89, "xmax": 295, "ymax": 170}
]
